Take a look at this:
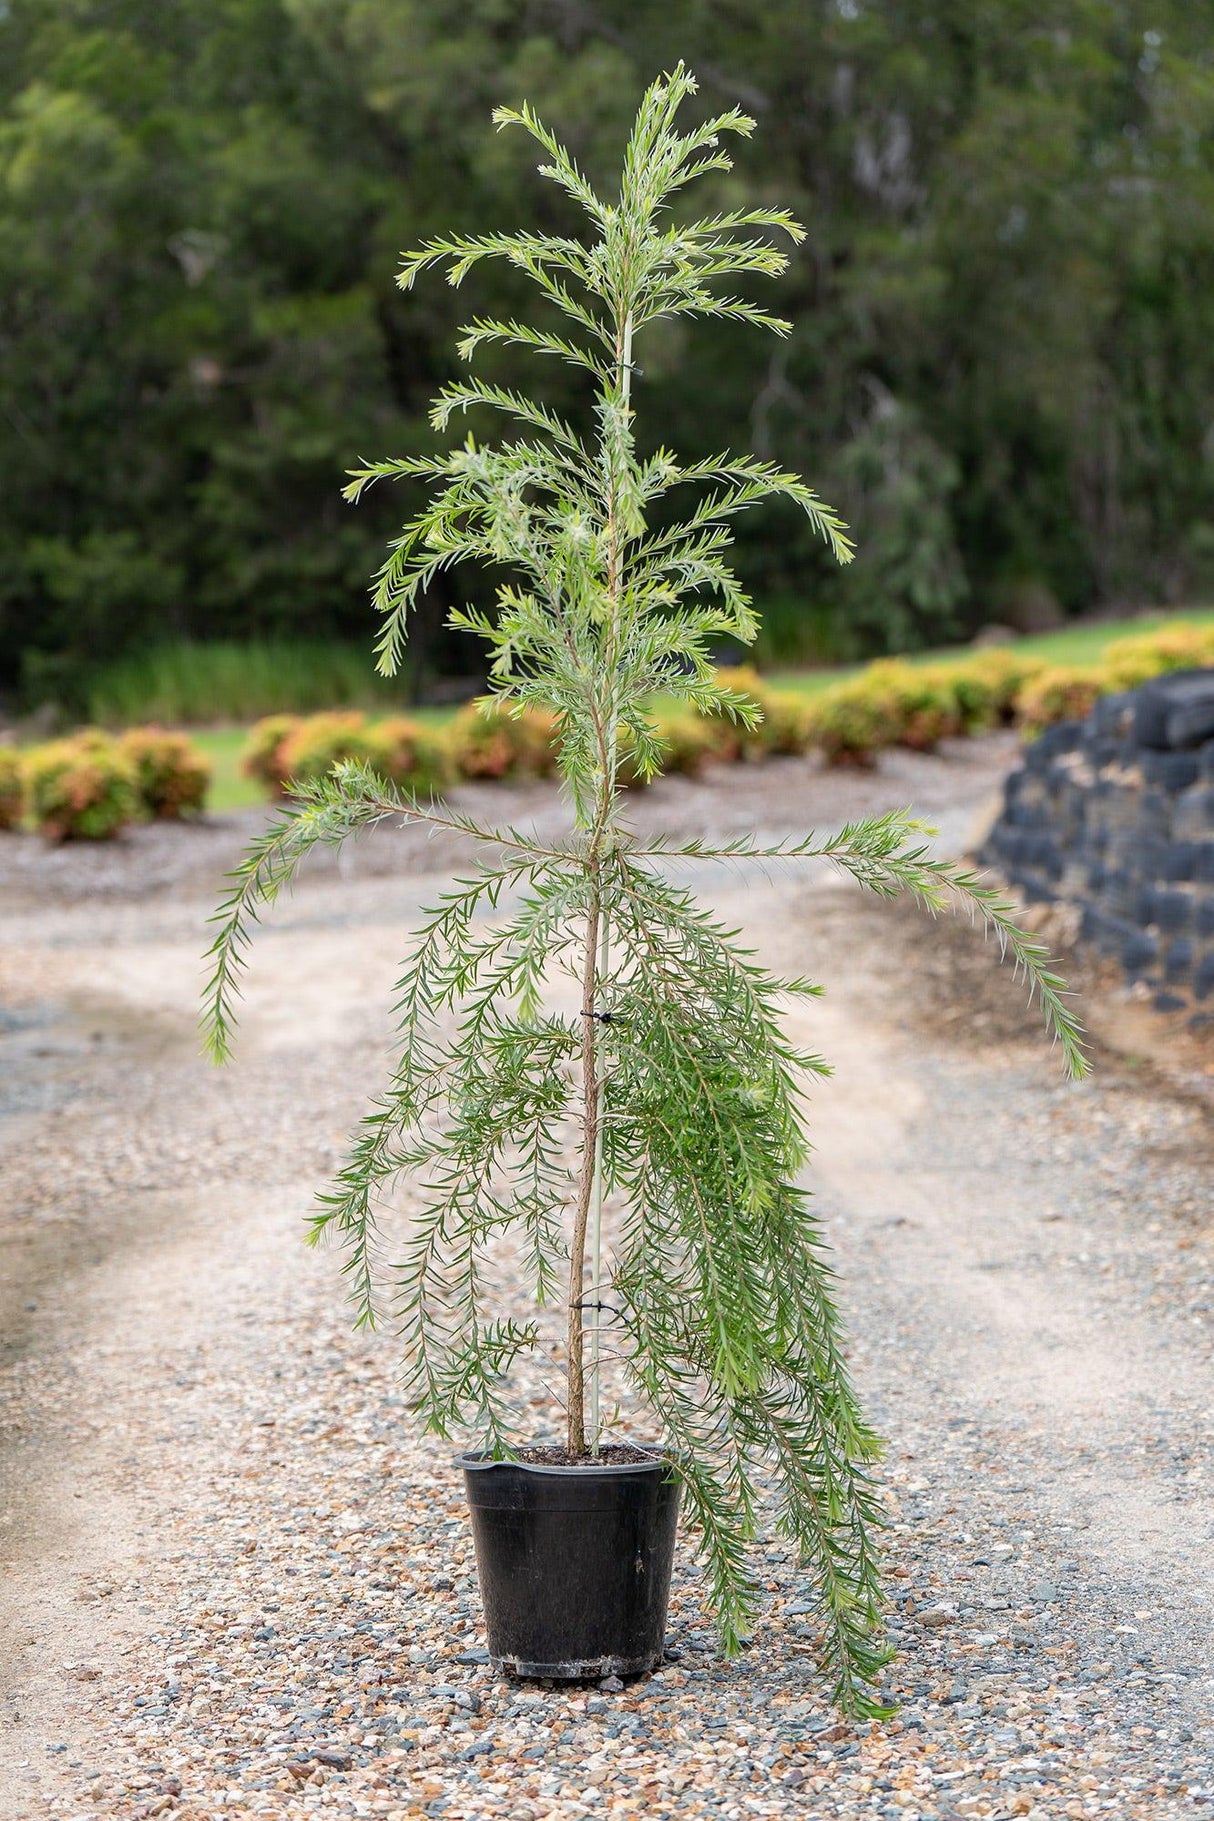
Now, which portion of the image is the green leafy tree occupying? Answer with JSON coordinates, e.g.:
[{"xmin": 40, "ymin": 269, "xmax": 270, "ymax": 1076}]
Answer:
[
  {"xmin": 5, "ymin": 1, "xmax": 1214, "ymax": 695},
  {"xmin": 204, "ymin": 67, "xmax": 1091, "ymax": 1714}
]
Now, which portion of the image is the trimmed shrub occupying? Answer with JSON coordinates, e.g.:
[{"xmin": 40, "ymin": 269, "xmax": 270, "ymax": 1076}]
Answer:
[
  {"xmin": 274, "ymin": 711, "xmax": 382, "ymax": 787},
  {"xmin": 119, "ymin": 726, "xmax": 211, "ymax": 818},
  {"xmin": 820, "ymin": 660, "xmax": 961, "ymax": 754},
  {"xmin": 241, "ymin": 714, "xmax": 303, "ymax": 796},
  {"xmin": 878, "ymin": 662, "xmax": 963, "ymax": 750},
  {"xmin": 242, "ymin": 711, "xmax": 453, "ymax": 798},
  {"xmin": 24, "ymin": 735, "xmax": 137, "ymax": 840},
  {"xmin": 939, "ymin": 650, "xmax": 1048, "ymax": 732},
  {"xmin": 617, "ymin": 709, "xmax": 730, "ymax": 789},
  {"xmin": 1102, "ymin": 621, "xmax": 1214, "ymax": 689},
  {"xmin": 700, "ymin": 665, "xmax": 767, "ymax": 761},
  {"xmin": 449, "ymin": 701, "xmax": 560, "ymax": 781},
  {"xmin": 364, "ymin": 717, "xmax": 453, "ymax": 795},
  {"xmin": 0, "ymin": 748, "xmax": 21, "ymax": 830},
  {"xmin": 802, "ymin": 682, "xmax": 892, "ymax": 767},
  {"xmin": 1014, "ymin": 665, "xmax": 1106, "ymax": 735},
  {"xmin": 655, "ymin": 709, "xmax": 724, "ymax": 776},
  {"xmin": 699, "ymin": 665, "xmax": 813, "ymax": 759},
  {"xmin": 759, "ymin": 691, "xmax": 815, "ymax": 756}
]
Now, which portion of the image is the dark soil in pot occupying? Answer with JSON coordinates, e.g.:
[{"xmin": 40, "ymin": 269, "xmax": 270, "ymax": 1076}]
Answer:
[{"xmin": 460, "ymin": 1449, "xmax": 680, "ymax": 1679}]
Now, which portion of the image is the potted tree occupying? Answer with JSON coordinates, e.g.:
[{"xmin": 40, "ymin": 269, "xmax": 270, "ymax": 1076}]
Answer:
[{"xmin": 203, "ymin": 66, "xmax": 1085, "ymax": 1717}]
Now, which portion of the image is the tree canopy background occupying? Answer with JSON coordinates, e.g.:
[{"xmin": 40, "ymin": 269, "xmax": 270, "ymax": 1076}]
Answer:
[{"xmin": 2, "ymin": 0, "xmax": 1212, "ymax": 707}]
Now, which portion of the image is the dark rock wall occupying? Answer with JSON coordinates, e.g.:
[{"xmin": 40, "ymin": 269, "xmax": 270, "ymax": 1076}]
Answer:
[{"xmin": 983, "ymin": 669, "xmax": 1214, "ymax": 1022}]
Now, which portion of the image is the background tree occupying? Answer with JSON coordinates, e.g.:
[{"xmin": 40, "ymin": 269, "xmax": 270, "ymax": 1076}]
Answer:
[{"xmin": 3, "ymin": 0, "xmax": 1213, "ymax": 706}]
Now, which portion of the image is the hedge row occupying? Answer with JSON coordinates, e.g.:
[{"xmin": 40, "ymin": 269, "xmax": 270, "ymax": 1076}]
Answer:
[
  {"xmin": 6, "ymin": 621, "xmax": 1211, "ymax": 839},
  {"xmin": 1, "ymin": 728, "xmax": 210, "ymax": 840},
  {"xmin": 238, "ymin": 623, "xmax": 1214, "ymax": 791},
  {"xmin": 801, "ymin": 620, "xmax": 1214, "ymax": 763},
  {"xmin": 239, "ymin": 672, "xmax": 816, "ymax": 803}
]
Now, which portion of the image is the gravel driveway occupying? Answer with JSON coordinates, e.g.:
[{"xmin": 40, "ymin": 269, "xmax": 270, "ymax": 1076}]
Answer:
[{"xmin": 0, "ymin": 737, "xmax": 1211, "ymax": 1820}]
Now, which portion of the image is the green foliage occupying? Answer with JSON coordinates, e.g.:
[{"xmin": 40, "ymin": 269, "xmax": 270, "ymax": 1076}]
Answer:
[
  {"xmin": 6, "ymin": 2, "xmax": 1214, "ymax": 694},
  {"xmin": 600, "ymin": 858, "xmax": 883, "ymax": 1694},
  {"xmin": 696, "ymin": 666, "xmax": 812, "ymax": 760},
  {"xmin": 829, "ymin": 392, "xmax": 969, "ymax": 655},
  {"xmin": 364, "ymin": 717, "xmax": 453, "ymax": 795},
  {"xmin": 616, "ymin": 708, "xmax": 724, "ymax": 789},
  {"xmin": 836, "ymin": 662, "xmax": 962, "ymax": 756},
  {"xmin": 447, "ymin": 701, "xmax": 560, "ymax": 782},
  {"xmin": 938, "ymin": 650, "xmax": 1048, "ymax": 734},
  {"xmin": 87, "ymin": 641, "xmax": 419, "ymax": 727},
  {"xmin": 118, "ymin": 726, "xmax": 211, "ymax": 819},
  {"xmin": 1013, "ymin": 666, "xmax": 1107, "ymax": 737},
  {"xmin": 240, "ymin": 709, "xmax": 450, "ymax": 797},
  {"xmin": 803, "ymin": 647, "xmax": 1093, "ymax": 761},
  {"xmin": 1102, "ymin": 622, "xmax": 1214, "ymax": 690},
  {"xmin": 202, "ymin": 71, "xmax": 1088, "ymax": 1716},
  {"xmin": 23, "ymin": 733, "xmax": 136, "ymax": 840},
  {"xmin": 240, "ymin": 715, "xmax": 303, "ymax": 797},
  {"xmin": 0, "ymin": 748, "xmax": 22, "ymax": 830},
  {"xmin": 279, "ymin": 710, "xmax": 452, "ymax": 796},
  {"xmin": 802, "ymin": 680, "xmax": 894, "ymax": 769},
  {"xmin": 654, "ymin": 708, "xmax": 728, "ymax": 774},
  {"xmin": 275, "ymin": 711, "xmax": 384, "ymax": 785}
]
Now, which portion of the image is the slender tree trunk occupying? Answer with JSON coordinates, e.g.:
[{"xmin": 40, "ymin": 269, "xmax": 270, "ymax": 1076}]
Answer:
[
  {"xmin": 565, "ymin": 307, "xmax": 633, "ymax": 1454},
  {"xmin": 587, "ymin": 908, "xmax": 610, "ymax": 1452},
  {"xmin": 566, "ymin": 885, "xmax": 601, "ymax": 1455}
]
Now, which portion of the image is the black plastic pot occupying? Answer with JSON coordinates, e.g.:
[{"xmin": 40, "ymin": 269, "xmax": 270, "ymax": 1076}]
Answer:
[{"xmin": 459, "ymin": 1451, "xmax": 680, "ymax": 1678}]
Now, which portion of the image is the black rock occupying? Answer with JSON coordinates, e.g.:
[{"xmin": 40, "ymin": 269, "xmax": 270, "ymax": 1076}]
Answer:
[
  {"xmin": 1169, "ymin": 694, "xmax": 1214, "ymax": 749},
  {"xmin": 1150, "ymin": 889, "xmax": 1192, "ymax": 934},
  {"xmin": 1030, "ymin": 721, "xmax": 1084, "ymax": 763},
  {"xmin": 1134, "ymin": 667, "xmax": 1214, "ymax": 750},
  {"xmin": 1021, "ymin": 833, "xmax": 1063, "ymax": 874},
  {"xmin": 1164, "ymin": 939, "xmax": 1193, "ymax": 983},
  {"xmin": 1141, "ymin": 749, "xmax": 1201, "ymax": 791},
  {"xmin": 1121, "ymin": 932, "xmax": 1158, "ymax": 977},
  {"xmin": 1007, "ymin": 799, "xmax": 1050, "ymax": 829},
  {"xmin": 1081, "ymin": 905, "xmax": 1134, "ymax": 951},
  {"xmin": 1092, "ymin": 692, "xmax": 1135, "ymax": 739},
  {"xmin": 1160, "ymin": 841, "xmax": 1204, "ymax": 881}
]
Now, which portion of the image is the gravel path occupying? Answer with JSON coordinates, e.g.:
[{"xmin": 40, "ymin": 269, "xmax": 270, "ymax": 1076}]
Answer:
[{"xmin": 1, "ymin": 739, "xmax": 1211, "ymax": 1820}]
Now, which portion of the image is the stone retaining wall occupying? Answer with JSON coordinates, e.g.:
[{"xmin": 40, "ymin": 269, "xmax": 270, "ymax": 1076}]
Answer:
[{"xmin": 982, "ymin": 669, "xmax": 1214, "ymax": 1024}]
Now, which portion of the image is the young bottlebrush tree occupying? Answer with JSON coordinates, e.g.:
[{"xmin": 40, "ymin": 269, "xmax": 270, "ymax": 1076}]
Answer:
[{"xmin": 203, "ymin": 65, "xmax": 1086, "ymax": 1716}]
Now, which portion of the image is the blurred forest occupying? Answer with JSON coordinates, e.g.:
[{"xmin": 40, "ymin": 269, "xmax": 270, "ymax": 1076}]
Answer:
[{"xmin": 2, "ymin": 0, "xmax": 1214, "ymax": 708}]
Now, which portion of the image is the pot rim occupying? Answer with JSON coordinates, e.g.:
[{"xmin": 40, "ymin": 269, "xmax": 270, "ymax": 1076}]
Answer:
[{"xmin": 457, "ymin": 1444, "xmax": 672, "ymax": 1478}]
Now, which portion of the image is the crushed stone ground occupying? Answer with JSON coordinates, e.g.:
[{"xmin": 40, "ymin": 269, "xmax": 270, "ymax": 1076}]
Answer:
[{"xmin": 1, "ymin": 736, "xmax": 1211, "ymax": 1820}]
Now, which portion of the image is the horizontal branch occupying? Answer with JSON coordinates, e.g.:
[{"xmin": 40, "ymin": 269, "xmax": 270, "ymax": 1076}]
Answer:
[{"xmin": 631, "ymin": 812, "xmax": 1089, "ymax": 1080}]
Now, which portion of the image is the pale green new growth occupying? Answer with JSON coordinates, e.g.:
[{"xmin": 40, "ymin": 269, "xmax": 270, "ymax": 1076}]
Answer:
[{"xmin": 203, "ymin": 66, "xmax": 1087, "ymax": 1717}]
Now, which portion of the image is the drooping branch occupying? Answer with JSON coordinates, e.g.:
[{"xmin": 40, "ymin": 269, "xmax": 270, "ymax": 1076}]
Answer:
[
  {"xmin": 203, "ymin": 61, "xmax": 1090, "ymax": 1717},
  {"xmin": 630, "ymin": 812, "xmax": 1089, "ymax": 1079}
]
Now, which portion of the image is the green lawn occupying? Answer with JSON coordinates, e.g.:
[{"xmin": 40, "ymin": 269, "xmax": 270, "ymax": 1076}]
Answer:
[
  {"xmin": 190, "ymin": 727, "xmax": 265, "ymax": 812},
  {"xmin": 181, "ymin": 606, "xmax": 1214, "ymax": 813}
]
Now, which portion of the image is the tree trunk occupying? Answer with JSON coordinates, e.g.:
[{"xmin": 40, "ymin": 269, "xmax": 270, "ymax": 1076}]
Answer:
[{"xmin": 566, "ymin": 888, "xmax": 601, "ymax": 1455}]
